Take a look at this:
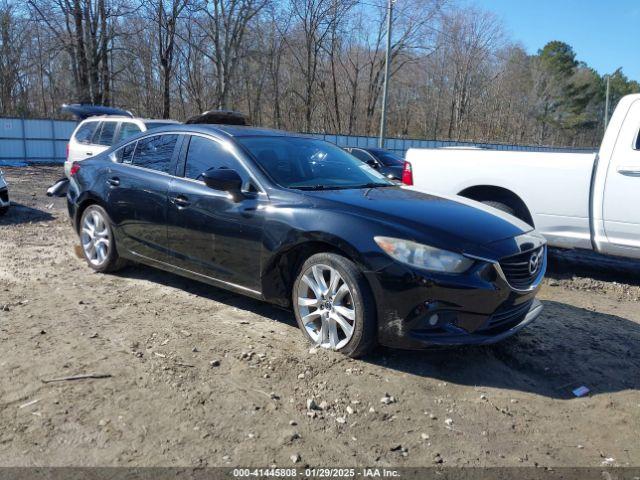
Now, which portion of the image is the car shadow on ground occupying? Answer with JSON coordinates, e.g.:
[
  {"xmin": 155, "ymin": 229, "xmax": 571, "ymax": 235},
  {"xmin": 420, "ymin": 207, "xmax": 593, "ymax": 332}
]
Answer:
[
  {"xmin": 548, "ymin": 247, "xmax": 640, "ymax": 286},
  {"xmin": 0, "ymin": 203, "xmax": 55, "ymax": 226},
  {"xmin": 115, "ymin": 264, "xmax": 639, "ymax": 400},
  {"xmin": 114, "ymin": 264, "xmax": 298, "ymax": 328},
  {"xmin": 367, "ymin": 300, "xmax": 640, "ymax": 399}
]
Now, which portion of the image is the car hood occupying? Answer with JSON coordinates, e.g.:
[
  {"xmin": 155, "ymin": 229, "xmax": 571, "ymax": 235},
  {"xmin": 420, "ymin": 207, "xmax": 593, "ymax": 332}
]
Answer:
[{"xmin": 301, "ymin": 186, "xmax": 532, "ymax": 249}]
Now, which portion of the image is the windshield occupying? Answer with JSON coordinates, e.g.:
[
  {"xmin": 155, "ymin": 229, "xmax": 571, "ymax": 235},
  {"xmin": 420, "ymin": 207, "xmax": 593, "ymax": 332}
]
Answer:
[
  {"xmin": 237, "ymin": 136, "xmax": 395, "ymax": 190},
  {"xmin": 372, "ymin": 150, "xmax": 404, "ymax": 167}
]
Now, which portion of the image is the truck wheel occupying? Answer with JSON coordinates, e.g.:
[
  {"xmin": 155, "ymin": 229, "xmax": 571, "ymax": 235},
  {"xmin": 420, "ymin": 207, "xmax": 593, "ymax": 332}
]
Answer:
[
  {"xmin": 482, "ymin": 200, "xmax": 516, "ymax": 217},
  {"xmin": 293, "ymin": 252, "xmax": 377, "ymax": 358}
]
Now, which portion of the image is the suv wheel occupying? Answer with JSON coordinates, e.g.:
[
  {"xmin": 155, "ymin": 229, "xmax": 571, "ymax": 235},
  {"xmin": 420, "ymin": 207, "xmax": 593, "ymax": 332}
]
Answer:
[
  {"xmin": 293, "ymin": 253, "xmax": 376, "ymax": 358},
  {"xmin": 79, "ymin": 205, "xmax": 126, "ymax": 272}
]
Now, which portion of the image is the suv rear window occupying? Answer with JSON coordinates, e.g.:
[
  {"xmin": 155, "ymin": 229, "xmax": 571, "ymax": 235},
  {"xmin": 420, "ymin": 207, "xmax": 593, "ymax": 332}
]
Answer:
[{"xmin": 74, "ymin": 122, "xmax": 99, "ymax": 144}]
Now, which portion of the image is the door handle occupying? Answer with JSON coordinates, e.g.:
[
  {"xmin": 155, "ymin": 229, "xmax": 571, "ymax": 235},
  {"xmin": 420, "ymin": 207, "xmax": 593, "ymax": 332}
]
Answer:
[
  {"xmin": 171, "ymin": 195, "xmax": 191, "ymax": 208},
  {"xmin": 86, "ymin": 152, "xmax": 93, "ymax": 156},
  {"xmin": 107, "ymin": 177, "xmax": 120, "ymax": 187},
  {"xmin": 617, "ymin": 166, "xmax": 640, "ymax": 176}
]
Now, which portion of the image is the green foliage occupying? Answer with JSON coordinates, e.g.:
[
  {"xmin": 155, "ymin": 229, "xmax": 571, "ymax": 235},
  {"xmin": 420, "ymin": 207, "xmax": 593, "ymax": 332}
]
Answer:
[
  {"xmin": 538, "ymin": 41, "xmax": 577, "ymax": 79},
  {"xmin": 532, "ymin": 41, "xmax": 638, "ymax": 140}
]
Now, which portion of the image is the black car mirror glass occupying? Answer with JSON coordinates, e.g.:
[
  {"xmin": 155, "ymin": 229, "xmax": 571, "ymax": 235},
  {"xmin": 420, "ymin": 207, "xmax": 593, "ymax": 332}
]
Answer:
[{"xmin": 201, "ymin": 168, "xmax": 244, "ymax": 201}]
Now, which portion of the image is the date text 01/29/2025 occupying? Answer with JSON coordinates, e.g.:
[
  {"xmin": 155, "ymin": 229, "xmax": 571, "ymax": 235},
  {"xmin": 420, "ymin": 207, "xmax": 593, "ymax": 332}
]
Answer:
[{"xmin": 232, "ymin": 468, "xmax": 401, "ymax": 477}]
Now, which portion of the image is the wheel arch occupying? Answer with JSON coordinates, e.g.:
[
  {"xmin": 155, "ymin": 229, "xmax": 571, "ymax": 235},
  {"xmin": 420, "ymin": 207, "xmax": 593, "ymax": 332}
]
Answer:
[
  {"xmin": 261, "ymin": 237, "xmax": 367, "ymax": 308},
  {"xmin": 73, "ymin": 193, "xmax": 109, "ymax": 233},
  {"xmin": 458, "ymin": 185, "xmax": 534, "ymax": 227}
]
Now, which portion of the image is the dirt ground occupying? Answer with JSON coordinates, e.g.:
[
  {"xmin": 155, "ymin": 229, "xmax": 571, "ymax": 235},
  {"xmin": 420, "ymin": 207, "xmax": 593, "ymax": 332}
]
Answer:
[{"xmin": 0, "ymin": 166, "xmax": 639, "ymax": 468}]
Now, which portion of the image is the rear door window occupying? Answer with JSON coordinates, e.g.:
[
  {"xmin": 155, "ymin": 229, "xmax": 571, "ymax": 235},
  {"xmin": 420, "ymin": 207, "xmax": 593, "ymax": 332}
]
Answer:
[
  {"xmin": 116, "ymin": 122, "xmax": 142, "ymax": 143},
  {"xmin": 74, "ymin": 122, "xmax": 99, "ymax": 144},
  {"xmin": 95, "ymin": 121, "xmax": 117, "ymax": 146},
  {"xmin": 132, "ymin": 134, "xmax": 178, "ymax": 174}
]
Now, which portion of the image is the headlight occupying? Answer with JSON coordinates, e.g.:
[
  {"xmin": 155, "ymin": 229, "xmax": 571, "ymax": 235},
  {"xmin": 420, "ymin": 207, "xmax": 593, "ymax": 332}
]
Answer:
[{"xmin": 374, "ymin": 236, "xmax": 474, "ymax": 273}]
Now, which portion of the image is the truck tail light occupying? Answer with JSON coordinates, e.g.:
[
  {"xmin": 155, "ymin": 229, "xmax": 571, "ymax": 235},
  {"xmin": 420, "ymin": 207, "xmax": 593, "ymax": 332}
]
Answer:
[
  {"xmin": 402, "ymin": 161, "xmax": 413, "ymax": 185},
  {"xmin": 69, "ymin": 162, "xmax": 81, "ymax": 176}
]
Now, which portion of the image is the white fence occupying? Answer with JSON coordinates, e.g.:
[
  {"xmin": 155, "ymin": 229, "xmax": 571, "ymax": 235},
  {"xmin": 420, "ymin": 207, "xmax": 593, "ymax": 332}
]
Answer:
[{"xmin": 0, "ymin": 116, "xmax": 595, "ymax": 166}]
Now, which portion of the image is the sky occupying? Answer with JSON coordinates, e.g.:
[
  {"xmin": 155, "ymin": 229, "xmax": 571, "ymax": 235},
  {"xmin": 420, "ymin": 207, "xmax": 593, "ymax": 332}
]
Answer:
[{"xmin": 474, "ymin": 0, "xmax": 640, "ymax": 81}]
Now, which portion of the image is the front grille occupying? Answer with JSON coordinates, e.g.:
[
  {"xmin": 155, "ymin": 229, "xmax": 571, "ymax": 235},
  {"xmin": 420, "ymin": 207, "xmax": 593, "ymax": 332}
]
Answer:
[
  {"xmin": 479, "ymin": 299, "xmax": 533, "ymax": 333},
  {"xmin": 499, "ymin": 246, "xmax": 544, "ymax": 289}
]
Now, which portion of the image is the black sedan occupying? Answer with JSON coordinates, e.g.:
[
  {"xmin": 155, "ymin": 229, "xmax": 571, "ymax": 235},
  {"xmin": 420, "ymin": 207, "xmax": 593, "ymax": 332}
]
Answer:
[
  {"xmin": 344, "ymin": 147, "xmax": 405, "ymax": 181},
  {"xmin": 67, "ymin": 124, "xmax": 546, "ymax": 357}
]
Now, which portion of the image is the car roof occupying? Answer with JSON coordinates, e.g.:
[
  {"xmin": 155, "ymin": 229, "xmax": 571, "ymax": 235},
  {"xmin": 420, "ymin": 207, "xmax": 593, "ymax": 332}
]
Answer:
[
  {"xmin": 81, "ymin": 116, "xmax": 179, "ymax": 123},
  {"xmin": 148, "ymin": 124, "xmax": 311, "ymax": 139}
]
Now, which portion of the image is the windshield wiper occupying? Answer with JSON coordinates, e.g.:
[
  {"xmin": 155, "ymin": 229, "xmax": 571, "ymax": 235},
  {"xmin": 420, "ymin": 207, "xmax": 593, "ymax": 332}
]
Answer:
[
  {"xmin": 352, "ymin": 182, "xmax": 396, "ymax": 189},
  {"xmin": 290, "ymin": 184, "xmax": 331, "ymax": 191},
  {"xmin": 290, "ymin": 182, "xmax": 395, "ymax": 191}
]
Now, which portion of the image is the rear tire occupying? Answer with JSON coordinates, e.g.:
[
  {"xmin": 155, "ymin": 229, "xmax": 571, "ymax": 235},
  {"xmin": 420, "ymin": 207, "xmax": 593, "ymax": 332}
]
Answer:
[
  {"xmin": 292, "ymin": 252, "xmax": 377, "ymax": 358},
  {"xmin": 79, "ymin": 204, "xmax": 126, "ymax": 273}
]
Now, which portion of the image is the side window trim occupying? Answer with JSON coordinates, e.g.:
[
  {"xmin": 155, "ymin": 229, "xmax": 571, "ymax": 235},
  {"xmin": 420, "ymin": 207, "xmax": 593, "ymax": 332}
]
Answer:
[{"xmin": 176, "ymin": 134, "xmax": 190, "ymax": 178}]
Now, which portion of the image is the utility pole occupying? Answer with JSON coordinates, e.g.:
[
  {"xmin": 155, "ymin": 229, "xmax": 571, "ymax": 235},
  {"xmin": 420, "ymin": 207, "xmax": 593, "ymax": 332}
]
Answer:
[
  {"xmin": 604, "ymin": 74, "xmax": 611, "ymax": 132},
  {"xmin": 378, "ymin": 0, "xmax": 393, "ymax": 148}
]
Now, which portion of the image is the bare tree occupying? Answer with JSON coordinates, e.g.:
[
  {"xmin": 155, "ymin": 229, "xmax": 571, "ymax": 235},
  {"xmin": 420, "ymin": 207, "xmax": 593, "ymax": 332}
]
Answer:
[
  {"xmin": 145, "ymin": 0, "xmax": 188, "ymax": 118},
  {"xmin": 5, "ymin": 0, "xmax": 632, "ymax": 148},
  {"xmin": 190, "ymin": 0, "xmax": 268, "ymax": 109}
]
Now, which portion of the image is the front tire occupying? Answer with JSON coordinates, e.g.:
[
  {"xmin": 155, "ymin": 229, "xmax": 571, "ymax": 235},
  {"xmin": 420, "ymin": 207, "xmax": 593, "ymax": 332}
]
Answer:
[
  {"xmin": 293, "ymin": 253, "xmax": 377, "ymax": 358},
  {"xmin": 0, "ymin": 206, "xmax": 8, "ymax": 216},
  {"xmin": 79, "ymin": 204, "xmax": 126, "ymax": 272}
]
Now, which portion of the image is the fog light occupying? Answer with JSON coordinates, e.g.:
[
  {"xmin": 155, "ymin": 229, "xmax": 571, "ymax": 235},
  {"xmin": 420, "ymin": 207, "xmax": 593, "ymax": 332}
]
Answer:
[{"xmin": 428, "ymin": 314, "xmax": 439, "ymax": 326}]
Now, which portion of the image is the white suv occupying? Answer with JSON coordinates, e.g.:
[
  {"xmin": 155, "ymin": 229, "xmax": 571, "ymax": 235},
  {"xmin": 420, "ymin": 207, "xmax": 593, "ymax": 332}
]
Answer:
[{"xmin": 65, "ymin": 116, "xmax": 178, "ymax": 177}]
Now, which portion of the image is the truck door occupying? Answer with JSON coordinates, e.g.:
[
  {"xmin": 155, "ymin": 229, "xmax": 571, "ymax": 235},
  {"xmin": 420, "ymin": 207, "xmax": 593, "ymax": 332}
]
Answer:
[{"xmin": 602, "ymin": 98, "xmax": 640, "ymax": 255}]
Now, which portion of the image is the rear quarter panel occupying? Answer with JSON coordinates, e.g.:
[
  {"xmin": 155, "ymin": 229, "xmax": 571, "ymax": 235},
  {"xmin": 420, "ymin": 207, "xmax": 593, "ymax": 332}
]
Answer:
[{"xmin": 405, "ymin": 148, "xmax": 597, "ymax": 249}]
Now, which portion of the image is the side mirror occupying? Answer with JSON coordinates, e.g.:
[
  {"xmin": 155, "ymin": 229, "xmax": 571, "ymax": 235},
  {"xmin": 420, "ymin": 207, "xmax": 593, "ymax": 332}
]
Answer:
[{"xmin": 201, "ymin": 168, "xmax": 244, "ymax": 201}]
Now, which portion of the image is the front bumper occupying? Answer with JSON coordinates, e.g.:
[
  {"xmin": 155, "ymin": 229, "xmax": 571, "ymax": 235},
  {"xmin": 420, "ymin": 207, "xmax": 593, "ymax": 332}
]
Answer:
[{"xmin": 365, "ymin": 245, "xmax": 546, "ymax": 349}]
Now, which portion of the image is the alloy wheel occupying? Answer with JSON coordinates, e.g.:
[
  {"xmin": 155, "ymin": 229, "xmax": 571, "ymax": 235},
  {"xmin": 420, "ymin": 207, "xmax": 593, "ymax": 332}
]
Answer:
[
  {"xmin": 296, "ymin": 264, "xmax": 356, "ymax": 349},
  {"xmin": 81, "ymin": 209, "xmax": 111, "ymax": 267}
]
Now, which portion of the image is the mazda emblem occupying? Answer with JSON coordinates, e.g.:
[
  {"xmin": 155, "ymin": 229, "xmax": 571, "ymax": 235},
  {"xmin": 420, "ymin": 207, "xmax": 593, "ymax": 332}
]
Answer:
[{"xmin": 528, "ymin": 250, "xmax": 542, "ymax": 275}]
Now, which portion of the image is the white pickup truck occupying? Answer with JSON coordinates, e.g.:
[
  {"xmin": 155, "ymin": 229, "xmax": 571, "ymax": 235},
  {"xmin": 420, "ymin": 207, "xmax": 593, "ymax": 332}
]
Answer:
[{"xmin": 404, "ymin": 93, "xmax": 640, "ymax": 260}]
